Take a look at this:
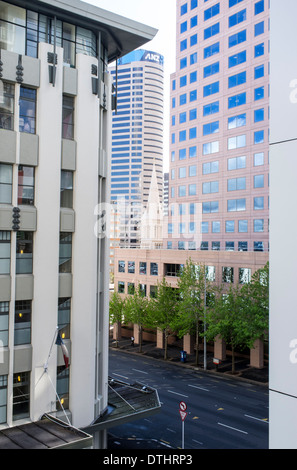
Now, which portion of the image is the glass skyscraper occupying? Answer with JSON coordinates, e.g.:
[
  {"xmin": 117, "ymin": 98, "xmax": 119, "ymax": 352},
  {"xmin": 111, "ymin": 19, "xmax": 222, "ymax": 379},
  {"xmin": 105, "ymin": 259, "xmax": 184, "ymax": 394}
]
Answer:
[
  {"xmin": 166, "ymin": 0, "xmax": 269, "ymax": 253},
  {"xmin": 110, "ymin": 49, "xmax": 164, "ymax": 250}
]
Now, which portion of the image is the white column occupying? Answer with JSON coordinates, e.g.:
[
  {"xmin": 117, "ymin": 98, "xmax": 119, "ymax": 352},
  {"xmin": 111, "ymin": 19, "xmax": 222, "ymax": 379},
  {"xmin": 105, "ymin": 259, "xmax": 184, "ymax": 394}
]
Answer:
[
  {"xmin": 69, "ymin": 53, "xmax": 100, "ymax": 428},
  {"xmin": 30, "ymin": 43, "xmax": 63, "ymax": 422},
  {"xmin": 270, "ymin": 0, "xmax": 297, "ymax": 449}
]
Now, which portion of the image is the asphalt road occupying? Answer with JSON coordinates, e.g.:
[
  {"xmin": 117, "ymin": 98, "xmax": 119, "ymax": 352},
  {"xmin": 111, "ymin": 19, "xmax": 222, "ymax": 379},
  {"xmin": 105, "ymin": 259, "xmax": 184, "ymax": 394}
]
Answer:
[{"xmin": 108, "ymin": 350, "xmax": 269, "ymax": 450}]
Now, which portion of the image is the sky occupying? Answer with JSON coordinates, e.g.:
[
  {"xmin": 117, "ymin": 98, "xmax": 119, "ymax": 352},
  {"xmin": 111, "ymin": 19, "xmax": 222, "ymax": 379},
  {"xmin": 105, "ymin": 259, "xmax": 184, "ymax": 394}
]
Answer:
[{"xmin": 82, "ymin": 0, "xmax": 177, "ymax": 171}]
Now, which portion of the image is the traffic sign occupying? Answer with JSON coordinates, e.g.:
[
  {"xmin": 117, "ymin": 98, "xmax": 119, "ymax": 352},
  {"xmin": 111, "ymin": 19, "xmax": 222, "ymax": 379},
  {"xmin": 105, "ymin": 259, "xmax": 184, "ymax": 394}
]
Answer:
[
  {"xmin": 179, "ymin": 401, "xmax": 187, "ymax": 412},
  {"xmin": 179, "ymin": 410, "xmax": 188, "ymax": 422}
]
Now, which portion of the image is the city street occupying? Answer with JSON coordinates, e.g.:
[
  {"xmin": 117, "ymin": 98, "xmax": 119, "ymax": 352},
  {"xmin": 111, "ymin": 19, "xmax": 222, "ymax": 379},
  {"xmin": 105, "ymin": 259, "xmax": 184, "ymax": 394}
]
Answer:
[{"xmin": 108, "ymin": 350, "xmax": 269, "ymax": 450}]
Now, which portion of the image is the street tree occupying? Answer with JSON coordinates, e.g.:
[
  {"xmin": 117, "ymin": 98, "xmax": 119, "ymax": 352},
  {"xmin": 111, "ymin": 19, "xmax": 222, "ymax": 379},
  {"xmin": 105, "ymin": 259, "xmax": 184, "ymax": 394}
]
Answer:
[
  {"xmin": 148, "ymin": 278, "xmax": 179, "ymax": 360},
  {"xmin": 174, "ymin": 260, "xmax": 211, "ymax": 367},
  {"xmin": 240, "ymin": 262, "xmax": 269, "ymax": 347},
  {"xmin": 124, "ymin": 284, "xmax": 150, "ymax": 353},
  {"xmin": 205, "ymin": 284, "xmax": 250, "ymax": 374}
]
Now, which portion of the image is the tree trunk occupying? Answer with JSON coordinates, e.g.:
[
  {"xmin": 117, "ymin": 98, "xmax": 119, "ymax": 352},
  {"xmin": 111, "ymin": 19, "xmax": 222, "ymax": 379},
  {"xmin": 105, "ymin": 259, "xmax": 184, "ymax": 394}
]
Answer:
[
  {"xmin": 195, "ymin": 322, "xmax": 199, "ymax": 366},
  {"xmin": 139, "ymin": 324, "xmax": 143, "ymax": 353},
  {"xmin": 231, "ymin": 344, "xmax": 235, "ymax": 374},
  {"xmin": 164, "ymin": 329, "xmax": 168, "ymax": 360}
]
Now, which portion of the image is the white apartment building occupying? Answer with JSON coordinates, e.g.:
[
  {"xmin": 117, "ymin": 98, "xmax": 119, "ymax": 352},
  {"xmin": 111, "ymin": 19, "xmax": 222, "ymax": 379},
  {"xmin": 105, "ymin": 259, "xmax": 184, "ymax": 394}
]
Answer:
[{"xmin": 0, "ymin": 0, "xmax": 157, "ymax": 449}]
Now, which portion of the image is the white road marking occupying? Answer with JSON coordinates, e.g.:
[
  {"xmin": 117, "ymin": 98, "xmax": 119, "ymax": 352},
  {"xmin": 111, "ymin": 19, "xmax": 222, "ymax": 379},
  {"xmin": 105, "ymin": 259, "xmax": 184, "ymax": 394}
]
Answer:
[
  {"xmin": 218, "ymin": 422, "xmax": 248, "ymax": 435},
  {"xmin": 188, "ymin": 384, "xmax": 210, "ymax": 392},
  {"xmin": 112, "ymin": 373, "xmax": 129, "ymax": 380},
  {"xmin": 192, "ymin": 439, "xmax": 203, "ymax": 445},
  {"xmin": 132, "ymin": 369, "xmax": 148, "ymax": 375},
  {"xmin": 244, "ymin": 414, "xmax": 269, "ymax": 423},
  {"xmin": 167, "ymin": 390, "xmax": 189, "ymax": 398}
]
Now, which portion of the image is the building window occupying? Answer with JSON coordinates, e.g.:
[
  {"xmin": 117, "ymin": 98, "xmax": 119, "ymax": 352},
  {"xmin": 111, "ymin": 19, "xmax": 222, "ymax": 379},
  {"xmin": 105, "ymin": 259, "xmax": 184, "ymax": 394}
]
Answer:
[
  {"xmin": 128, "ymin": 283, "xmax": 135, "ymax": 295},
  {"xmin": 14, "ymin": 300, "xmax": 31, "ymax": 346},
  {"xmin": 238, "ymin": 241, "xmax": 248, "ymax": 252},
  {"xmin": 0, "ymin": 302, "xmax": 9, "ymax": 348},
  {"xmin": 0, "ymin": 82, "xmax": 14, "ymax": 130},
  {"xmin": 139, "ymin": 262, "xmax": 147, "ymax": 275},
  {"xmin": 58, "ymin": 298, "xmax": 71, "ymax": 339},
  {"xmin": 0, "ymin": 231, "xmax": 10, "ymax": 275},
  {"xmin": 226, "ymin": 241, "xmax": 235, "ymax": 251},
  {"xmin": 227, "ymin": 198, "xmax": 246, "ymax": 212},
  {"xmin": 16, "ymin": 232, "xmax": 33, "ymax": 274},
  {"xmin": 139, "ymin": 284, "xmax": 147, "ymax": 296},
  {"xmin": 165, "ymin": 264, "xmax": 183, "ymax": 277},
  {"xmin": 59, "ymin": 233, "xmax": 72, "ymax": 273},
  {"xmin": 254, "ymin": 219, "xmax": 264, "ymax": 232},
  {"xmin": 19, "ymin": 87, "xmax": 36, "ymax": 134},
  {"xmin": 222, "ymin": 267, "xmax": 234, "ymax": 283},
  {"xmin": 118, "ymin": 260, "xmax": 125, "ymax": 273},
  {"xmin": 118, "ymin": 281, "xmax": 125, "ymax": 294},
  {"xmin": 60, "ymin": 171, "xmax": 73, "ymax": 209},
  {"xmin": 0, "ymin": 164, "xmax": 12, "ymax": 204},
  {"xmin": 13, "ymin": 372, "xmax": 30, "ymax": 420},
  {"xmin": 150, "ymin": 263, "xmax": 158, "ymax": 276},
  {"xmin": 0, "ymin": 375, "xmax": 7, "ymax": 425},
  {"xmin": 128, "ymin": 261, "xmax": 135, "ymax": 274},
  {"xmin": 254, "ymin": 241, "xmax": 264, "ymax": 252},
  {"xmin": 56, "ymin": 367, "xmax": 69, "ymax": 411},
  {"xmin": 212, "ymin": 241, "xmax": 220, "ymax": 251},
  {"xmin": 62, "ymin": 96, "xmax": 75, "ymax": 139},
  {"xmin": 239, "ymin": 268, "xmax": 251, "ymax": 284},
  {"xmin": 18, "ymin": 166, "xmax": 35, "ymax": 205}
]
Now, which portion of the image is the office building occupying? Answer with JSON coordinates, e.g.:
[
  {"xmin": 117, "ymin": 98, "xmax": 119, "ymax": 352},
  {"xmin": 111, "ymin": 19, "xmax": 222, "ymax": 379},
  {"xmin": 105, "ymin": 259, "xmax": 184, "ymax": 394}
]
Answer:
[
  {"xmin": 269, "ymin": 0, "xmax": 297, "ymax": 450},
  {"xmin": 109, "ymin": 49, "xmax": 164, "ymax": 250},
  {"xmin": 166, "ymin": 0, "xmax": 270, "ymax": 254},
  {"xmin": 0, "ymin": 0, "xmax": 157, "ymax": 449}
]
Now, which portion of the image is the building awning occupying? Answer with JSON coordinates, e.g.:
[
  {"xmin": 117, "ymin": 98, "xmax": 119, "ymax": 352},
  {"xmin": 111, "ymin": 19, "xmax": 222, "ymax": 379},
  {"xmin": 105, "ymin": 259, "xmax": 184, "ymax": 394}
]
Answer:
[
  {"xmin": 83, "ymin": 377, "xmax": 161, "ymax": 434},
  {"xmin": 0, "ymin": 415, "xmax": 93, "ymax": 449}
]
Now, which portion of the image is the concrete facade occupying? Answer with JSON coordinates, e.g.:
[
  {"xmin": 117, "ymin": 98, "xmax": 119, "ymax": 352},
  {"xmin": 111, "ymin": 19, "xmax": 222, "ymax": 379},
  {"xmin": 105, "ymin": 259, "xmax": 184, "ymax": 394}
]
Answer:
[{"xmin": 0, "ymin": 0, "xmax": 156, "ymax": 449}]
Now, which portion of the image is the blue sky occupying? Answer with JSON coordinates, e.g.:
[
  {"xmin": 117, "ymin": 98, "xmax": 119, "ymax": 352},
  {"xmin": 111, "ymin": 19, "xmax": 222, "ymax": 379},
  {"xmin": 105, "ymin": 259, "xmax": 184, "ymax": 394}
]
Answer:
[{"xmin": 83, "ymin": 0, "xmax": 177, "ymax": 170}]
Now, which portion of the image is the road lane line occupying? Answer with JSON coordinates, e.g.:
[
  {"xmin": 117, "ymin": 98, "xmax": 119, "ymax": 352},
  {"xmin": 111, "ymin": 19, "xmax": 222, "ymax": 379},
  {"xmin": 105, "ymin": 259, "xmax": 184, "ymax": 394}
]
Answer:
[
  {"xmin": 166, "ymin": 428, "xmax": 177, "ymax": 434},
  {"xmin": 188, "ymin": 384, "xmax": 210, "ymax": 392},
  {"xmin": 112, "ymin": 373, "xmax": 129, "ymax": 380},
  {"xmin": 244, "ymin": 414, "xmax": 269, "ymax": 424},
  {"xmin": 167, "ymin": 390, "xmax": 189, "ymax": 398},
  {"xmin": 218, "ymin": 422, "xmax": 248, "ymax": 435},
  {"xmin": 132, "ymin": 369, "xmax": 148, "ymax": 375},
  {"xmin": 192, "ymin": 439, "xmax": 203, "ymax": 445}
]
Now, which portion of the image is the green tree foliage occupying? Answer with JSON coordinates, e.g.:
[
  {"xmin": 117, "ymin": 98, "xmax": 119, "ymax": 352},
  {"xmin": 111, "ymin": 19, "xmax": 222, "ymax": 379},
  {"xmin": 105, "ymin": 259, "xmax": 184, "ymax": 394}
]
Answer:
[
  {"xmin": 205, "ymin": 284, "xmax": 249, "ymax": 373},
  {"xmin": 148, "ymin": 278, "xmax": 179, "ymax": 360},
  {"xmin": 174, "ymin": 260, "xmax": 211, "ymax": 366},
  {"xmin": 205, "ymin": 263, "xmax": 269, "ymax": 373},
  {"xmin": 240, "ymin": 262, "xmax": 269, "ymax": 345},
  {"xmin": 124, "ymin": 284, "xmax": 150, "ymax": 353}
]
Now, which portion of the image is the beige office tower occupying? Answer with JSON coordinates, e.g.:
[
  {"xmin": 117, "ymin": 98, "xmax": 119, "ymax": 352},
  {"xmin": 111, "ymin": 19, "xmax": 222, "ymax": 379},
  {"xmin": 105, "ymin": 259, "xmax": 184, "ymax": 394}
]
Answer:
[
  {"xmin": 0, "ymin": 0, "xmax": 157, "ymax": 449},
  {"xmin": 109, "ymin": 50, "xmax": 164, "ymax": 254}
]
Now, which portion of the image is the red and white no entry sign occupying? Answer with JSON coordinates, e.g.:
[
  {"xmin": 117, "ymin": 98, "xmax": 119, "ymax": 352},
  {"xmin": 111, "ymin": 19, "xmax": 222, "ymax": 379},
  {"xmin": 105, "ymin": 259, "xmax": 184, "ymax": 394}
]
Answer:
[{"xmin": 179, "ymin": 401, "xmax": 187, "ymax": 412}]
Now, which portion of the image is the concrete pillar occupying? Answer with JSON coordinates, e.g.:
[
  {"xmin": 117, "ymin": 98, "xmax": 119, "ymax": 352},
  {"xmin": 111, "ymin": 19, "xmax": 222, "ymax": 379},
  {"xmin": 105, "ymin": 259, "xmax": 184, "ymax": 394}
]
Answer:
[
  {"xmin": 250, "ymin": 339, "xmax": 264, "ymax": 369},
  {"xmin": 183, "ymin": 334, "xmax": 194, "ymax": 354},
  {"xmin": 112, "ymin": 322, "xmax": 121, "ymax": 341},
  {"xmin": 156, "ymin": 328, "xmax": 164, "ymax": 349},
  {"xmin": 133, "ymin": 324, "xmax": 139, "ymax": 344},
  {"xmin": 214, "ymin": 336, "xmax": 226, "ymax": 361}
]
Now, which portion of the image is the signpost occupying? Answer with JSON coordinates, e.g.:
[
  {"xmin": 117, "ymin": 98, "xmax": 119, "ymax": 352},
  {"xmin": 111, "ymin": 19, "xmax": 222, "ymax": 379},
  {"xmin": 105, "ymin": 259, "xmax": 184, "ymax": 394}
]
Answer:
[{"xmin": 179, "ymin": 402, "xmax": 188, "ymax": 449}]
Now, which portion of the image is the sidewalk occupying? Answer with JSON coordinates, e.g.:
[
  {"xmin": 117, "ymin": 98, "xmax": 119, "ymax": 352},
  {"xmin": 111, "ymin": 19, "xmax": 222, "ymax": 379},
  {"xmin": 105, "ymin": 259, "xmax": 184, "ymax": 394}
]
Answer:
[{"xmin": 109, "ymin": 337, "xmax": 269, "ymax": 386}]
